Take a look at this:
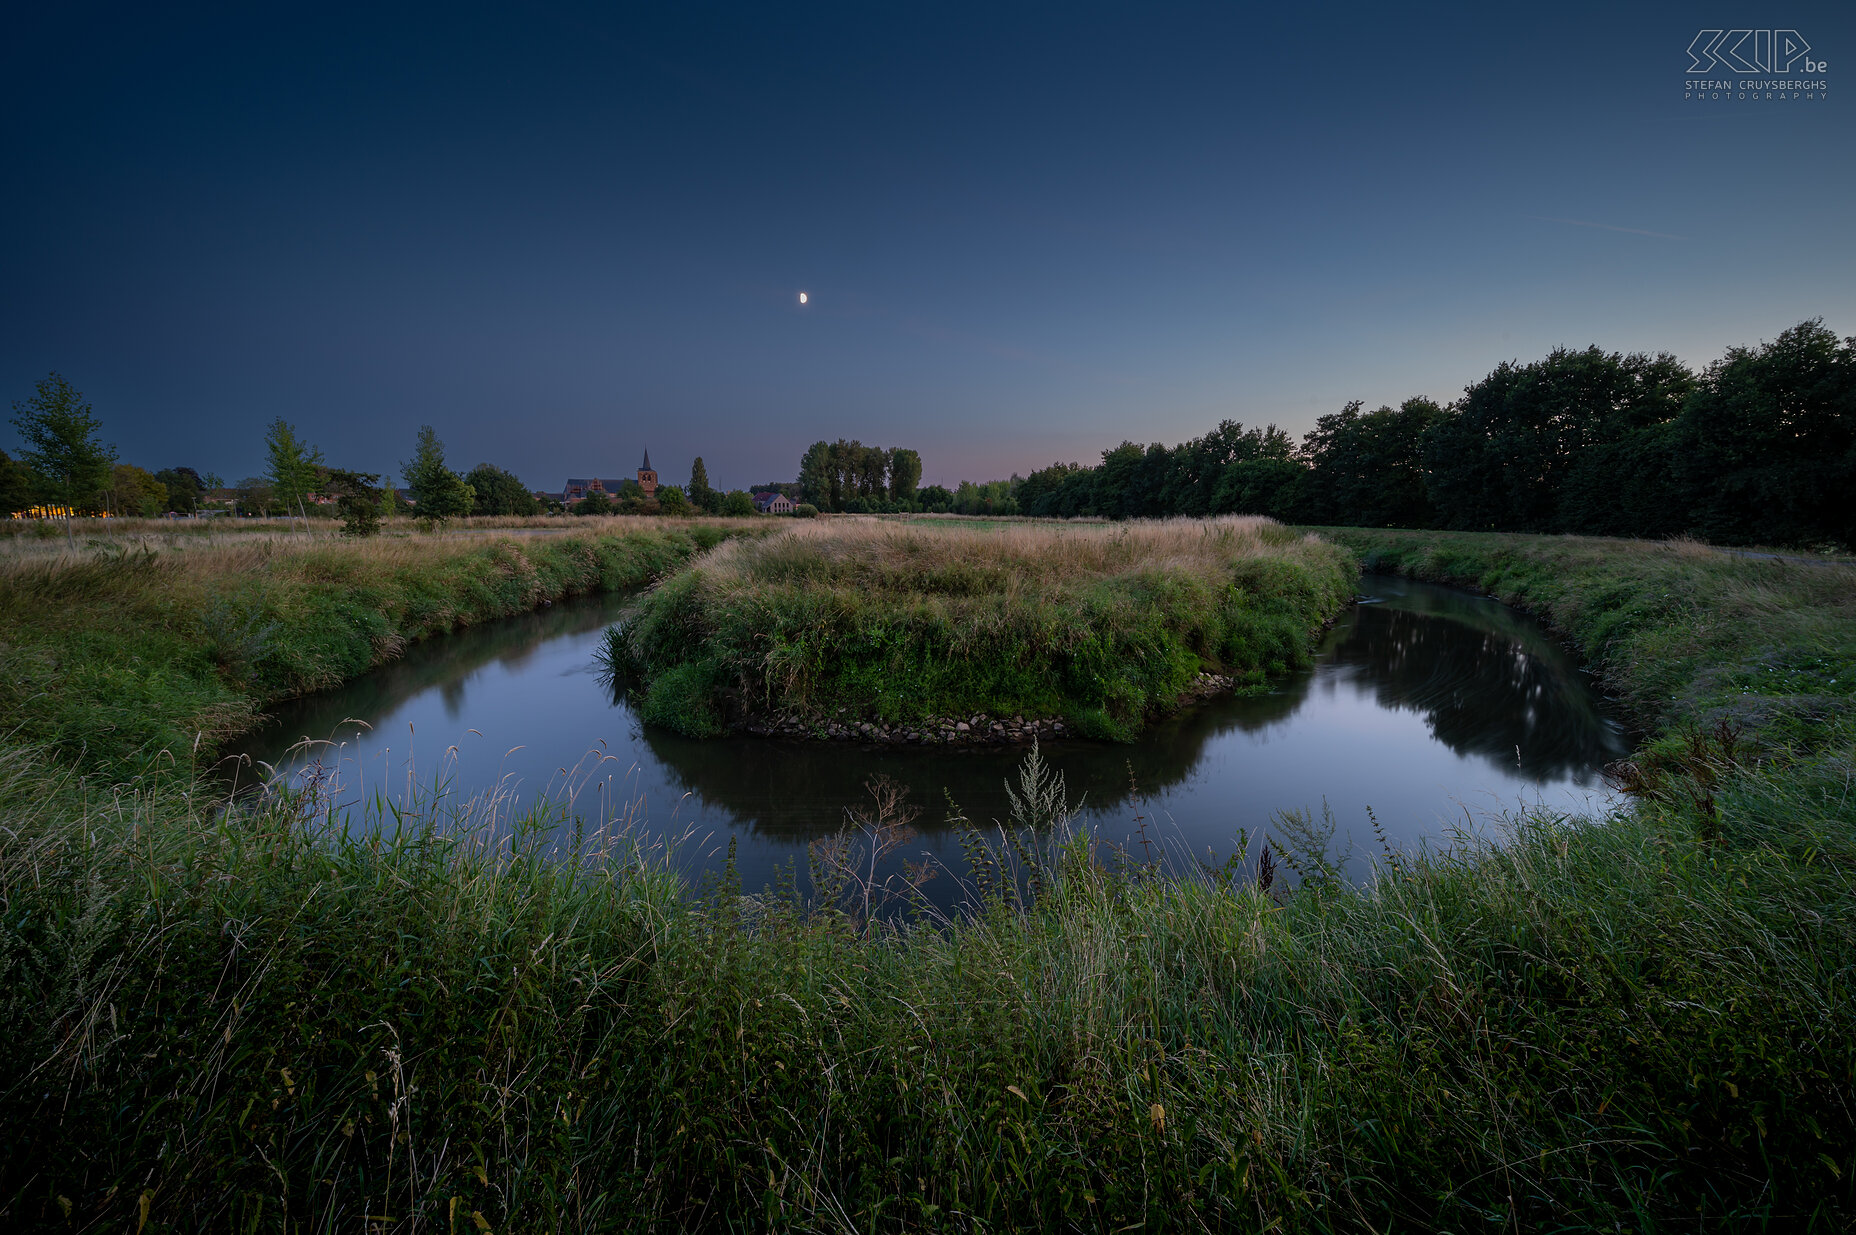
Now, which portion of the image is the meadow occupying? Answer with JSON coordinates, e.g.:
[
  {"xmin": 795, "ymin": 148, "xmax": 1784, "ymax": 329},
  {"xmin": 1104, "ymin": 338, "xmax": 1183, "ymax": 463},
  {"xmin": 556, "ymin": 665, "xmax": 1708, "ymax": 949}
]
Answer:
[
  {"xmin": 1, "ymin": 520, "xmax": 1852, "ymax": 1230},
  {"xmin": 612, "ymin": 516, "xmax": 1355, "ymax": 740}
]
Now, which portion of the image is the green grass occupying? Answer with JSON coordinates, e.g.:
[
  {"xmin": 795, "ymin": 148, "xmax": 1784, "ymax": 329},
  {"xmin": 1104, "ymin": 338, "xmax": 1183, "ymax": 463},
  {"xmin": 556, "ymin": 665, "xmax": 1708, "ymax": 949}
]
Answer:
[
  {"xmin": 1315, "ymin": 528, "xmax": 1856, "ymax": 763},
  {"xmin": 0, "ymin": 523, "xmax": 746, "ymax": 776},
  {"xmin": 612, "ymin": 516, "xmax": 1355, "ymax": 740},
  {"xmin": 2, "ymin": 525, "xmax": 1854, "ymax": 1230}
]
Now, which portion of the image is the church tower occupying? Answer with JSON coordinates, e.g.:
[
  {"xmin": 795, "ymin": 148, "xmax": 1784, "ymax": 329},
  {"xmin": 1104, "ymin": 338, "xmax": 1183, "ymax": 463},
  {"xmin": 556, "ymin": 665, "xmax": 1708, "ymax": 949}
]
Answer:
[{"xmin": 637, "ymin": 449, "xmax": 658, "ymax": 497}]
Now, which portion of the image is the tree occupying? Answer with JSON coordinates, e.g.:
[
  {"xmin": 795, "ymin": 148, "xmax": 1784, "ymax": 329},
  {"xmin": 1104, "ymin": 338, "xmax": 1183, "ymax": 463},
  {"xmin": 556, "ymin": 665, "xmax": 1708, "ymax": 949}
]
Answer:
[
  {"xmin": 856, "ymin": 444, "xmax": 888, "ymax": 497},
  {"xmin": 656, "ymin": 485, "xmax": 690, "ymax": 515},
  {"xmin": 400, "ymin": 425, "xmax": 474, "ymax": 527},
  {"xmin": 1667, "ymin": 319, "xmax": 1856, "ymax": 548},
  {"xmin": 1298, "ymin": 398, "xmax": 1443, "ymax": 527},
  {"xmin": 265, "ymin": 417, "xmax": 326, "ymax": 528},
  {"xmin": 154, "ymin": 466, "xmax": 204, "ymax": 513},
  {"xmin": 0, "ymin": 448, "xmax": 39, "ymax": 515},
  {"xmin": 1211, "ymin": 456, "xmax": 1306, "ymax": 519},
  {"xmin": 10, "ymin": 373, "xmax": 114, "ymax": 540},
  {"xmin": 887, "ymin": 448, "xmax": 922, "ymax": 502},
  {"xmin": 465, "ymin": 463, "xmax": 540, "ymax": 516},
  {"xmin": 798, "ymin": 440, "xmax": 835, "ymax": 510},
  {"xmin": 721, "ymin": 489, "xmax": 757, "ymax": 517},
  {"xmin": 1016, "ymin": 462, "xmax": 1079, "ymax": 516},
  {"xmin": 1423, "ymin": 347, "xmax": 1693, "ymax": 534},
  {"xmin": 688, "ymin": 457, "xmax": 715, "ymax": 511},
  {"xmin": 107, "ymin": 464, "xmax": 168, "ymax": 517},
  {"xmin": 234, "ymin": 478, "xmax": 276, "ymax": 516},
  {"xmin": 326, "ymin": 468, "xmax": 383, "ymax": 537},
  {"xmin": 572, "ymin": 491, "xmax": 614, "ymax": 516}
]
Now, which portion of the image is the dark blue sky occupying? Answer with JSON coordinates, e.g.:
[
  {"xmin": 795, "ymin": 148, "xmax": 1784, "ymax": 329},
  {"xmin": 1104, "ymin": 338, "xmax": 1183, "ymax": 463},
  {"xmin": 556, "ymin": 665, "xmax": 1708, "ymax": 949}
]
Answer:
[{"xmin": 4, "ymin": 2, "xmax": 1850, "ymax": 491}]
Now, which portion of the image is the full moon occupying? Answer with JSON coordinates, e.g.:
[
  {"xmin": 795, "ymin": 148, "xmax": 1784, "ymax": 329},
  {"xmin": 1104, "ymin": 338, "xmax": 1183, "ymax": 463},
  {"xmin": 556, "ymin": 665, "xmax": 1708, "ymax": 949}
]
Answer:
[{"xmin": 798, "ymin": 291, "xmax": 808, "ymax": 305}]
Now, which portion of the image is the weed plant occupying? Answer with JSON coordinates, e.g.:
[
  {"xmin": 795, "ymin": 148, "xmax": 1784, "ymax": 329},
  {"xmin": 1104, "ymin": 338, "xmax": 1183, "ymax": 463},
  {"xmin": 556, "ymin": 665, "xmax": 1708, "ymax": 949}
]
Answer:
[{"xmin": 611, "ymin": 517, "xmax": 1354, "ymax": 739}]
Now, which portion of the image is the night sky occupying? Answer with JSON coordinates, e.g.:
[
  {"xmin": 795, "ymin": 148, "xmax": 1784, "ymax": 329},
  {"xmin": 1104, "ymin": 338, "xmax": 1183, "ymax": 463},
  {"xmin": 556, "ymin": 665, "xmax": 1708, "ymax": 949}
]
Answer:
[{"xmin": 4, "ymin": 2, "xmax": 1850, "ymax": 491}]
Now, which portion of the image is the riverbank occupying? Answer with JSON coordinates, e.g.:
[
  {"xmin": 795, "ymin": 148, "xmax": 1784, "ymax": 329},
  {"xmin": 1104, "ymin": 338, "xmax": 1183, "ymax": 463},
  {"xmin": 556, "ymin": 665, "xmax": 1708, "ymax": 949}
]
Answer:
[
  {"xmin": 610, "ymin": 517, "xmax": 1354, "ymax": 741},
  {"xmin": 1311, "ymin": 527, "xmax": 1856, "ymax": 759},
  {"xmin": 2, "ymin": 525, "xmax": 1853, "ymax": 1230},
  {"xmin": 0, "ymin": 522, "xmax": 754, "ymax": 775}
]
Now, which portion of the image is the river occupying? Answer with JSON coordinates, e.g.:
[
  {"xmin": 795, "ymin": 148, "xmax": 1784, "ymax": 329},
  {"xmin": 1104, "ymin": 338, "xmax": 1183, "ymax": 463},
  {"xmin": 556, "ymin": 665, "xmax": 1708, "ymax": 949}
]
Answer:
[{"xmin": 224, "ymin": 574, "xmax": 1631, "ymax": 893}]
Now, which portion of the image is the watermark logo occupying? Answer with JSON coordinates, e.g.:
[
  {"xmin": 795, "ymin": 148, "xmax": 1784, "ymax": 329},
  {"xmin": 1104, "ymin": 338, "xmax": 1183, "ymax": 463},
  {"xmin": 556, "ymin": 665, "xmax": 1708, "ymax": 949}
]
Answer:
[
  {"xmin": 1684, "ymin": 29, "xmax": 1829, "ymax": 101},
  {"xmin": 1686, "ymin": 30, "xmax": 1820, "ymax": 74}
]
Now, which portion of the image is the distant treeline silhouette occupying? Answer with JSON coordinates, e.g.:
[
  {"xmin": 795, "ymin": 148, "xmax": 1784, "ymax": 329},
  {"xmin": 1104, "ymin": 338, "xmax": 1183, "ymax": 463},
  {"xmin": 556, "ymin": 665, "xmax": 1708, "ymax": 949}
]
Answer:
[{"xmin": 971, "ymin": 319, "xmax": 1853, "ymax": 549}]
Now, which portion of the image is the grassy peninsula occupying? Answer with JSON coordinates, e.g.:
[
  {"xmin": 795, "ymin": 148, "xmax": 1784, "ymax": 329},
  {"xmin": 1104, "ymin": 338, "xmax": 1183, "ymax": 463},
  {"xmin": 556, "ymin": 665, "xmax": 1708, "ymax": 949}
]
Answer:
[
  {"xmin": 612, "ymin": 516, "xmax": 1354, "ymax": 740},
  {"xmin": 2, "ymin": 523, "xmax": 1854, "ymax": 1230}
]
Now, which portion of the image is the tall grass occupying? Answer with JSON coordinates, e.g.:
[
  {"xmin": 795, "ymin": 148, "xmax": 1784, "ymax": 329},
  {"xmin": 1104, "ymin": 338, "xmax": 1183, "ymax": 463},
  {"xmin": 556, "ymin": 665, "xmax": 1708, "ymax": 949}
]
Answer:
[
  {"xmin": 4, "ymin": 717, "xmax": 1851, "ymax": 1230},
  {"xmin": 1316, "ymin": 527, "xmax": 1856, "ymax": 758},
  {"xmin": 0, "ymin": 523, "xmax": 754, "ymax": 775},
  {"xmin": 2, "ymin": 523, "xmax": 1853, "ymax": 1229},
  {"xmin": 613, "ymin": 517, "xmax": 1354, "ymax": 740}
]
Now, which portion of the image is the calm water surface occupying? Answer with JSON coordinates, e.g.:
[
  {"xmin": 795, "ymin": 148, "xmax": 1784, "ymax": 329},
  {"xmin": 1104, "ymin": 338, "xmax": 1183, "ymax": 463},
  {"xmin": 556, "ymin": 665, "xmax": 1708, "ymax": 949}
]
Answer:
[{"xmin": 226, "ymin": 575, "xmax": 1630, "ymax": 889}]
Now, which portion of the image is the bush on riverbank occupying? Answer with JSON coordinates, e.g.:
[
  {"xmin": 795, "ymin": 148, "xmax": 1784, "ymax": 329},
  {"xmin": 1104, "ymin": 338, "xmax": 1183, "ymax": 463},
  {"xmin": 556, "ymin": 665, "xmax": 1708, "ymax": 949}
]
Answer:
[
  {"xmin": 0, "ymin": 523, "xmax": 746, "ymax": 774},
  {"xmin": 2, "ymin": 525, "xmax": 1853, "ymax": 1230},
  {"xmin": 611, "ymin": 516, "xmax": 1354, "ymax": 740}
]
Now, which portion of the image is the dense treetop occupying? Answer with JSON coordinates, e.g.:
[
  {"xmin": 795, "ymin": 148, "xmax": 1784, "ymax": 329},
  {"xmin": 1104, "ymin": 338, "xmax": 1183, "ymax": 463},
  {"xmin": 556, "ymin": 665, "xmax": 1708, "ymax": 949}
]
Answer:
[{"xmin": 929, "ymin": 319, "xmax": 1853, "ymax": 549}]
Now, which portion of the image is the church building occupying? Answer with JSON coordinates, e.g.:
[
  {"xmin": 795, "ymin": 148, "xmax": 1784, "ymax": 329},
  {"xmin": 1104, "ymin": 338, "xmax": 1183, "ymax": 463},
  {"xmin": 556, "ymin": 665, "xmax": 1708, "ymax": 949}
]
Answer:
[{"xmin": 555, "ymin": 448, "xmax": 659, "ymax": 506}]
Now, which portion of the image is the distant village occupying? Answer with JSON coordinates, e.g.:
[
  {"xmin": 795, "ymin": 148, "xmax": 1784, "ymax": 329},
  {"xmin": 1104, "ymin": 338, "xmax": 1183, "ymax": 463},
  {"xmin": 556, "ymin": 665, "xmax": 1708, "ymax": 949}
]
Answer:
[
  {"xmin": 5, "ymin": 390, "xmax": 936, "ymax": 521},
  {"xmin": 547, "ymin": 452, "xmax": 794, "ymax": 514}
]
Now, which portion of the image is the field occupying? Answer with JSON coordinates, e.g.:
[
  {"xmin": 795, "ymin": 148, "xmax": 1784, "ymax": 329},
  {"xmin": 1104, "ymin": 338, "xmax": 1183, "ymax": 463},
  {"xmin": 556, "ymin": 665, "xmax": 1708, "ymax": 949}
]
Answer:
[
  {"xmin": 613, "ymin": 516, "xmax": 1355, "ymax": 740},
  {"xmin": 1, "ymin": 521, "xmax": 1853, "ymax": 1230}
]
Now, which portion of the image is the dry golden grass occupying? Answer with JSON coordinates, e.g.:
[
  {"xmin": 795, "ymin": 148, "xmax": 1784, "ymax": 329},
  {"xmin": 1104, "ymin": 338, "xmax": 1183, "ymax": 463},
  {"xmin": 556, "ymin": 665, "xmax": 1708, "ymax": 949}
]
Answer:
[
  {"xmin": 699, "ymin": 514, "xmax": 1323, "ymax": 593},
  {"xmin": 0, "ymin": 515, "xmax": 769, "ymax": 580}
]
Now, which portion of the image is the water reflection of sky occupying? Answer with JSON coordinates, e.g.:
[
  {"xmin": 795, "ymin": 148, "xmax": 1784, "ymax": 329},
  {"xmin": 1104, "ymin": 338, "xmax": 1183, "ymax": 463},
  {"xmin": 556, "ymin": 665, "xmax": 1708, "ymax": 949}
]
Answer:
[{"xmin": 227, "ymin": 575, "xmax": 1631, "ymax": 889}]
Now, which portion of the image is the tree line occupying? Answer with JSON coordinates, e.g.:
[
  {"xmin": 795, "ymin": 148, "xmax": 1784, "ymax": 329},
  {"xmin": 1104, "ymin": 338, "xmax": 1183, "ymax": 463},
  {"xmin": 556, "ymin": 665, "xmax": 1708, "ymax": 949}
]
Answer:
[
  {"xmin": 944, "ymin": 319, "xmax": 1855, "ymax": 548},
  {"xmin": 14, "ymin": 317, "xmax": 1849, "ymax": 545},
  {"xmin": 796, "ymin": 440, "xmax": 923, "ymax": 512},
  {"xmin": 4, "ymin": 379, "xmax": 806, "ymax": 534}
]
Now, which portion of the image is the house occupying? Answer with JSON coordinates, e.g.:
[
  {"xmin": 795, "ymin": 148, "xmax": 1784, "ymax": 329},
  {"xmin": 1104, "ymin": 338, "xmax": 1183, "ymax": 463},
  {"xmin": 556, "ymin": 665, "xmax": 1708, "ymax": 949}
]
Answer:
[{"xmin": 753, "ymin": 491, "xmax": 795, "ymax": 514}]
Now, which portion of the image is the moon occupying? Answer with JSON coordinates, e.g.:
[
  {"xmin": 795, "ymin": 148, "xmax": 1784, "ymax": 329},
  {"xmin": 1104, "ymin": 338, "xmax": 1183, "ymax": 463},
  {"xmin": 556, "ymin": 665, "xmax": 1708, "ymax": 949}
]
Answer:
[{"xmin": 798, "ymin": 291, "xmax": 808, "ymax": 305}]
